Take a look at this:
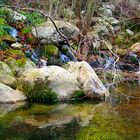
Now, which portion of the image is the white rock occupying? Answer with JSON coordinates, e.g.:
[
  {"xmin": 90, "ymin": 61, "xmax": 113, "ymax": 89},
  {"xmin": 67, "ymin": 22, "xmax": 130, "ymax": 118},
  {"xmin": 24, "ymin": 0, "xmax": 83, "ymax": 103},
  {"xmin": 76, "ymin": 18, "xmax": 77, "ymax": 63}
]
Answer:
[
  {"xmin": 126, "ymin": 29, "xmax": 134, "ymax": 36},
  {"xmin": 64, "ymin": 61, "xmax": 107, "ymax": 98},
  {"xmin": 12, "ymin": 11, "xmax": 26, "ymax": 21},
  {"xmin": 0, "ymin": 83, "xmax": 26, "ymax": 103},
  {"xmin": 32, "ymin": 20, "xmax": 79, "ymax": 44},
  {"xmin": 19, "ymin": 66, "xmax": 80, "ymax": 100},
  {"xmin": 11, "ymin": 42, "xmax": 22, "ymax": 49}
]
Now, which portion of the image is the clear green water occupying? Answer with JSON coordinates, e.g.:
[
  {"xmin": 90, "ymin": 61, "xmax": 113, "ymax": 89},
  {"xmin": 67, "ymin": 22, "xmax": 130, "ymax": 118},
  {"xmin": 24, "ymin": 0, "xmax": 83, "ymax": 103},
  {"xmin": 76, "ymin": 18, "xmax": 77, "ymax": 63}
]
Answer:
[{"xmin": 0, "ymin": 82, "xmax": 140, "ymax": 140}]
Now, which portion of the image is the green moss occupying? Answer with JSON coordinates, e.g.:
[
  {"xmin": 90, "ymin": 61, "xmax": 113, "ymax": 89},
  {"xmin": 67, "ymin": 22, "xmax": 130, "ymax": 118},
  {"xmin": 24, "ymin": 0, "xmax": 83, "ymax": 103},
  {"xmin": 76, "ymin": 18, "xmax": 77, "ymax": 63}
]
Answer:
[
  {"xmin": 0, "ymin": 8, "xmax": 10, "ymax": 18},
  {"xmin": 21, "ymin": 78, "xmax": 58, "ymax": 103},
  {"xmin": 20, "ymin": 11, "xmax": 45, "ymax": 25},
  {"xmin": 21, "ymin": 27, "xmax": 31, "ymax": 35},
  {"xmin": 43, "ymin": 44, "xmax": 59, "ymax": 57},
  {"xmin": 114, "ymin": 49, "xmax": 128, "ymax": 56},
  {"xmin": 61, "ymin": 46, "xmax": 69, "ymax": 53},
  {"xmin": 71, "ymin": 90, "xmax": 85, "ymax": 101},
  {"xmin": 5, "ymin": 49, "xmax": 25, "ymax": 57},
  {"xmin": 0, "ymin": 17, "xmax": 13, "ymax": 38},
  {"xmin": 72, "ymin": 44, "xmax": 79, "ymax": 50},
  {"xmin": 113, "ymin": 32, "xmax": 140, "ymax": 49},
  {"xmin": 130, "ymin": 55, "xmax": 138, "ymax": 64}
]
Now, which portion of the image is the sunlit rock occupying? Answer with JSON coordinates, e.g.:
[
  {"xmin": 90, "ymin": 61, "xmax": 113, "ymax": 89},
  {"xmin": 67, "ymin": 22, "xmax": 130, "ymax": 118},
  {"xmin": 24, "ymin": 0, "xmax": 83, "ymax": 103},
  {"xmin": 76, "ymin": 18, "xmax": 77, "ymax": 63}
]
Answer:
[
  {"xmin": 32, "ymin": 20, "xmax": 79, "ymax": 45},
  {"xmin": 19, "ymin": 66, "xmax": 80, "ymax": 101},
  {"xmin": 0, "ymin": 83, "xmax": 26, "ymax": 103},
  {"xmin": 64, "ymin": 61, "xmax": 107, "ymax": 98}
]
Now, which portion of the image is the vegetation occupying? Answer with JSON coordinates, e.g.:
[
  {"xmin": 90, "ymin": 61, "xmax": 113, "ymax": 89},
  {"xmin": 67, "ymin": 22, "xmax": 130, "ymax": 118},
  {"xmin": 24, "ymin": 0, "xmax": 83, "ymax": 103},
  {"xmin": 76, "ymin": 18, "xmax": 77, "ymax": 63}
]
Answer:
[
  {"xmin": 21, "ymin": 78, "xmax": 58, "ymax": 103},
  {"xmin": 71, "ymin": 90, "xmax": 85, "ymax": 101}
]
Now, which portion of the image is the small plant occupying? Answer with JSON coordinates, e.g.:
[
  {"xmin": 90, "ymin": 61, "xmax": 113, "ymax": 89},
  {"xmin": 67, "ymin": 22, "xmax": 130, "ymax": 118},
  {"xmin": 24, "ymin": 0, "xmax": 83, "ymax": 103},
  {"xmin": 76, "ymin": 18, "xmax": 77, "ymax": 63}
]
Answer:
[
  {"xmin": 21, "ymin": 27, "xmax": 31, "ymax": 35},
  {"xmin": 71, "ymin": 90, "xmax": 85, "ymax": 102},
  {"xmin": 21, "ymin": 78, "xmax": 58, "ymax": 103},
  {"xmin": 20, "ymin": 11, "xmax": 45, "ymax": 25}
]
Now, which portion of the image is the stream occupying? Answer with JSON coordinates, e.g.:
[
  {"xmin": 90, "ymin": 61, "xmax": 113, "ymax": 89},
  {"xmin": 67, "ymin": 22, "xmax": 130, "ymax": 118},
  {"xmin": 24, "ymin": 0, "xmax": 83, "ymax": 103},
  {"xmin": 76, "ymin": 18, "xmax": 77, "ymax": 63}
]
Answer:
[{"xmin": 0, "ymin": 81, "xmax": 140, "ymax": 140}]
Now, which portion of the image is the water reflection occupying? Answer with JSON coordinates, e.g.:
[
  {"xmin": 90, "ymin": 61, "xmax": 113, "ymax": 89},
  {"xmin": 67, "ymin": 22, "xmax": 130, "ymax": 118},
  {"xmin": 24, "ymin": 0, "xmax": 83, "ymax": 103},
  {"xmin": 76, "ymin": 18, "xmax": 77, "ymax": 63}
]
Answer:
[{"xmin": 0, "ymin": 82, "xmax": 140, "ymax": 140}]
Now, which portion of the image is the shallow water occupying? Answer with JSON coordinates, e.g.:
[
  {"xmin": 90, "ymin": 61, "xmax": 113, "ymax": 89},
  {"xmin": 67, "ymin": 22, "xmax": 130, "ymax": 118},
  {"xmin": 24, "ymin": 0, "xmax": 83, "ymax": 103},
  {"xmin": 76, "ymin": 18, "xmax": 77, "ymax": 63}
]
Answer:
[{"xmin": 0, "ymin": 82, "xmax": 140, "ymax": 140}]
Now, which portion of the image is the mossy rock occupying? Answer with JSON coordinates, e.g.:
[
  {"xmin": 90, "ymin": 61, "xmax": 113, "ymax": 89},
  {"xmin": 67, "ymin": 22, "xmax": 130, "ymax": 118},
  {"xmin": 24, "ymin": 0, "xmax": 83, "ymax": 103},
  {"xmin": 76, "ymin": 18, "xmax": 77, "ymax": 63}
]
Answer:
[
  {"xmin": 19, "ymin": 78, "xmax": 58, "ymax": 103},
  {"xmin": 0, "ymin": 61, "xmax": 13, "ymax": 76},
  {"xmin": 43, "ymin": 45, "xmax": 60, "ymax": 57},
  {"xmin": 4, "ymin": 55, "xmax": 36, "ymax": 76},
  {"xmin": 115, "ymin": 49, "xmax": 128, "ymax": 56},
  {"xmin": 0, "ymin": 75, "xmax": 17, "ymax": 88},
  {"xmin": 71, "ymin": 90, "xmax": 85, "ymax": 101},
  {"xmin": 4, "ymin": 57, "xmax": 26, "ymax": 75},
  {"xmin": 47, "ymin": 57, "xmax": 63, "ymax": 66}
]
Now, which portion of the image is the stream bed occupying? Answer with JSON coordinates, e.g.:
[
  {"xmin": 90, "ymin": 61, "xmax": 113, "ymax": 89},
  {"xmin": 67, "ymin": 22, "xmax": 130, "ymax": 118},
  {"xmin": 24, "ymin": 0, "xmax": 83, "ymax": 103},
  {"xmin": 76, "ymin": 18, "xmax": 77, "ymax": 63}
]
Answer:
[{"xmin": 0, "ymin": 81, "xmax": 140, "ymax": 140}]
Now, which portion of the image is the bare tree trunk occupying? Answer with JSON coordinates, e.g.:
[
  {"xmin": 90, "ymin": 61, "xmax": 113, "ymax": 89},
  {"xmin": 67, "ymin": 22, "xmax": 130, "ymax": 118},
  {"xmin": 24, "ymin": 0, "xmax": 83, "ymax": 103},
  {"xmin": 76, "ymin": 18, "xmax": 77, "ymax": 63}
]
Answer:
[
  {"xmin": 75, "ymin": 0, "xmax": 81, "ymax": 20},
  {"xmin": 83, "ymin": 0, "xmax": 95, "ymax": 34}
]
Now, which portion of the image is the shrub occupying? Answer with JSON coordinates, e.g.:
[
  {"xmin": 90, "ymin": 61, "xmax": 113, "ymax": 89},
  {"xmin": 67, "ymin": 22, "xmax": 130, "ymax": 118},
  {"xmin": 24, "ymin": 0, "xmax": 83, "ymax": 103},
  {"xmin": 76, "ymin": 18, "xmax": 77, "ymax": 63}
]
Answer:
[
  {"xmin": 21, "ymin": 78, "xmax": 58, "ymax": 103},
  {"xmin": 71, "ymin": 90, "xmax": 85, "ymax": 102}
]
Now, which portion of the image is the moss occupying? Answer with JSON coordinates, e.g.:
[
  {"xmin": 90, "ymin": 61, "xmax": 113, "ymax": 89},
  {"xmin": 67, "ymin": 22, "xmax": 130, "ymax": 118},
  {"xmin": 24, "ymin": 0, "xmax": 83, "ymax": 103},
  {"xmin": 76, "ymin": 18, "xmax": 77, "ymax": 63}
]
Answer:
[
  {"xmin": 21, "ymin": 27, "xmax": 32, "ymax": 35},
  {"xmin": 0, "ymin": 8, "xmax": 10, "ymax": 17},
  {"xmin": 21, "ymin": 78, "xmax": 58, "ymax": 103},
  {"xmin": 4, "ymin": 57, "xmax": 27, "ymax": 70},
  {"xmin": 129, "ymin": 55, "xmax": 138, "ymax": 64},
  {"xmin": 71, "ymin": 90, "xmax": 85, "ymax": 101},
  {"xmin": 20, "ymin": 11, "xmax": 45, "ymax": 25},
  {"xmin": 43, "ymin": 44, "xmax": 59, "ymax": 57},
  {"xmin": 72, "ymin": 44, "xmax": 79, "ymax": 50},
  {"xmin": 61, "ymin": 46, "xmax": 69, "ymax": 53},
  {"xmin": 0, "ymin": 17, "xmax": 13, "ymax": 38},
  {"xmin": 5, "ymin": 49, "xmax": 25, "ymax": 57},
  {"xmin": 113, "ymin": 32, "xmax": 140, "ymax": 50},
  {"xmin": 114, "ymin": 49, "xmax": 128, "ymax": 56}
]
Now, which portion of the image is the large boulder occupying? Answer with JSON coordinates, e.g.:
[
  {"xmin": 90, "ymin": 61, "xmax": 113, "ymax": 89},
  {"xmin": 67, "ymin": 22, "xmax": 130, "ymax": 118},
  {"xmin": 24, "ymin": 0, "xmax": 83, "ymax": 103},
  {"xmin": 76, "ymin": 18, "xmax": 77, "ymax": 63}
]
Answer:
[
  {"xmin": 0, "ymin": 61, "xmax": 16, "ymax": 87},
  {"xmin": 0, "ymin": 75, "xmax": 17, "ymax": 87},
  {"xmin": 0, "ymin": 61, "xmax": 13, "ymax": 76},
  {"xmin": 64, "ymin": 61, "xmax": 107, "ymax": 98},
  {"xmin": 18, "ymin": 66, "xmax": 80, "ymax": 101},
  {"xmin": 0, "ymin": 83, "xmax": 26, "ymax": 103},
  {"xmin": 5, "ymin": 58, "xmax": 36, "ymax": 76},
  {"xmin": 32, "ymin": 20, "xmax": 79, "ymax": 44}
]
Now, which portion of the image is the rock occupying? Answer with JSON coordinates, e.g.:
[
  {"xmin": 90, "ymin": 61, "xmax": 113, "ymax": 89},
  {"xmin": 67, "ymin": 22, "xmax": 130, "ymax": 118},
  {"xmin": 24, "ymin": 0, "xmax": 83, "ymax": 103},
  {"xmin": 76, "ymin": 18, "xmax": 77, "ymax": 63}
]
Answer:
[
  {"xmin": 2, "ymin": 8, "xmax": 26, "ymax": 21},
  {"xmin": 106, "ymin": 17, "xmax": 119, "ymax": 26},
  {"xmin": 19, "ymin": 66, "xmax": 80, "ymax": 101},
  {"xmin": 11, "ymin": 42, "xmax": 22, "ymax": 49},
  {"xmin": 130, "ymin": 42, "xmax": 140, "ymax": 53},
  {"xmin": 0, "ymin": 83, "xmax": 26, "ymax": 103},
  {"xmin": 43, "ymin": 44, "xmax": 60, "ymax": 57},
  {"xmin": 0, "ymin": 75, "xmax": 17, "ymax": 87},
  {"xmin": 0, "ymin": 102, "xmax": 25, "ymax": 117},
  {"xmin": 32, "ymin": 20, "xmax": 79, "ymax": 44},
  {"xmin": 99, "ymin": 7, "xmax": 113, "ymax": 17},
  {"xmin": 5, "ymin": 58, "xmax": 36, "ymax": 76},
  {"xmin": 0, "ymin": 61, "xmax": 16, "ymax": 87},
  {"xmin": 61, "ymin": 44, "xmax": 77, "ymax": 61},
  {"xmin": 47, "ymin": 57, "xmax": 63, "ymax": 66},
  {"xmin": 64, "ymin": 61, "xmax": 107, "ymax": 98},
  {"xmin": 12, "ymin": 11, "xmax": 26, "ymax": 21},
  {"xmin": 95, "ymin": 25, "xmax": 110, "ymax": 35},
  {"xmin": 0, "ymin": 61, "xmax": 13, "ymax": 76},
  {"xmin": 126, "ymin": 29, "xmax": 134, "ymax": 36},
  {"xmin": 7, "ymin": 28, "xmax": 18, "ymax": 38}
]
